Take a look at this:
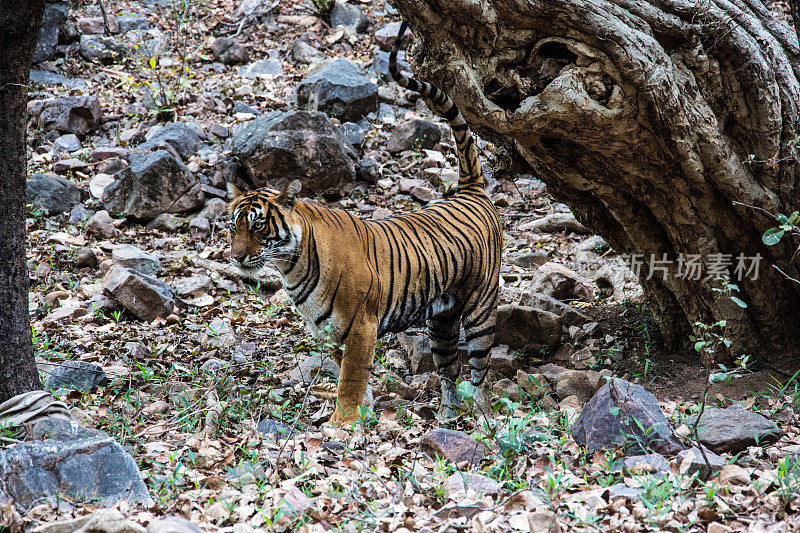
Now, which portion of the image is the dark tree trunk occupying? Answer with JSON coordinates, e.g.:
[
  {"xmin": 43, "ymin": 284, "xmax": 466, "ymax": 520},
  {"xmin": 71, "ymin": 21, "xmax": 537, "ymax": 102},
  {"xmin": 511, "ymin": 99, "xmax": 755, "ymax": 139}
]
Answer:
[
  {"xmin": 0, "ymin": 1, "xmax": 46, "ymax": 403},
  {"xmin": 392, "ymin": 0, "xmax": 800, "ymax": 360}
]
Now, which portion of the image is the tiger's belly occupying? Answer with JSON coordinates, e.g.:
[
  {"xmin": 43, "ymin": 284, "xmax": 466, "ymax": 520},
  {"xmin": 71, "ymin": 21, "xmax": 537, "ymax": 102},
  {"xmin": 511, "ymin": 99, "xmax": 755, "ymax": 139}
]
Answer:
[{"xmin": 377, "ymin": 294, "xmax": 457, "ymax": 337}]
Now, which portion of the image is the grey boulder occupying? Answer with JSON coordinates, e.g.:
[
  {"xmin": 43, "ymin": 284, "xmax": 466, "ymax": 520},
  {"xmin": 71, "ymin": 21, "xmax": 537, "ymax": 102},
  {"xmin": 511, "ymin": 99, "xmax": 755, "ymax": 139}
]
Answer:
[
  {"xmin": 33, "ymin": 1, "xmax": 69, "ymax": 63},
  {"xmin": 296, "ymin": 58, "xmax": 378, "ymax": 123},
  {"xmin": 102, "ymin": 265, "xmax": 176, "ymax": 322},
  {"xmin": 112, "ymin": 244, "xmax": 161, "ymax": 276},
  {"xmin": 102, "ymin": 150, "xmax": 203, "ymax": 220},
  {"xmin": 572, "ymin": 378, "xmax": 685, "ymax": 455},
  {"xmin": 387, "ymin": 119, "xmax": 441, "ymax": 153},
  {"xmin": 494, "ymin": 304, "xmax": 562, "ymax": 354},
  {"xmin": 79, "ymin": 35, "xmax": 132, "ymax": 63},
  {"xmin": 44, "ymin": 360, "xmax": 108, "ymax": 393},
  {"xmin": 690, "ymin": 403, "xmax": 784, "ymax": 454},
  {"xmin": 139, "ymin": 122, "xmax": 203, "ymax": 159},
  {"xmin": 0, "ymin": 436, "xmax": 152, "ymax": 512},
  {"xmin": 231, "ymin": 110, "xmax": 357, "ymax": 194},
  {"xmin": 28, "ymin": 96, "xmax": 103, "ymax": 136},
  {"xmin": 330, "ymin": 1, "xmax": 369, "ymax": 33},
  {"xmin": 26, "ymin": 174, "xmax": 82, "ymax": 214}
]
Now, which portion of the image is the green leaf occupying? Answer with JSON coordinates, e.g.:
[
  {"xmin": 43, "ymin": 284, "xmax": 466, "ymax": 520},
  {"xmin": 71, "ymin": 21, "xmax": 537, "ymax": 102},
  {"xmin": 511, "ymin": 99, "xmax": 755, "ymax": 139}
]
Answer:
[
  {"xmin": 730, "ymin": 296, "xmax": 748, "ymax": 308},
  {"xmin": 608, "ymin": 406, "xmax": 619, "ymax": 416},
  {"xmin": 149, "ymin": 57, "xmax": 157, "ymax": 69},
  {"xmin": 776, "ymin": 214, "xmax": 789, "ymax": 224},
  {"xmin": 457, "ymin": 381, "xmax": 474, "ymax": 400},
  {"xmin": 763, "ymin": 227, "xmax": 785, "ymax": 245},
  {"xmin": 789, "ymin": 211, "xmax": 800, "ymax": 225},
  {"xmin": 694, "ymin": 341, "xmax": 707, "ymax": 352}
]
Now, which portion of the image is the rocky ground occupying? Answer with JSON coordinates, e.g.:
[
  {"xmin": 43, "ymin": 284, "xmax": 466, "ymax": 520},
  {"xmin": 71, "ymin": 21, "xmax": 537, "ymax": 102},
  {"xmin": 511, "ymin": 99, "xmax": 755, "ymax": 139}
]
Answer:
[{"xmin": 4, "ymin": 0, "xmax": 800, "ymax": 531}]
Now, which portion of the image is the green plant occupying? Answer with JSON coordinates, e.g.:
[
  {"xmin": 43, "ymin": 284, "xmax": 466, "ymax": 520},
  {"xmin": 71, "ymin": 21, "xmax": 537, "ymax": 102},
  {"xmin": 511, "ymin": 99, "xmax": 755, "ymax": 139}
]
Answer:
[
  {"xmin": 310, "ymin": 0, "xmax": 334, "ymax": 18},
  {"xmin": 762, "ymin": 211, "xmax": 799, "ymax": 246}
]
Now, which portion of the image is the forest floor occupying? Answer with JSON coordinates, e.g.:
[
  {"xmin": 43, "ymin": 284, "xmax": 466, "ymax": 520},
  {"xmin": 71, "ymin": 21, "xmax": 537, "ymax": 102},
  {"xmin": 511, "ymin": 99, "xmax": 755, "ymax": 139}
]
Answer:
[{"xmin": 9, "ymin": 0, "xmax": 800, "ymax": 531}]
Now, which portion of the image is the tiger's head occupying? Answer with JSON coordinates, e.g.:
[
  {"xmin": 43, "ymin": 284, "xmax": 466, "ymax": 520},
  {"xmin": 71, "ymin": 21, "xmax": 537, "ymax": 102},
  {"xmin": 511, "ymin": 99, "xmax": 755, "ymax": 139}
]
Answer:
[{"xmin": 226, "ymin": 180, "xmax": 303, "ymax": 272}]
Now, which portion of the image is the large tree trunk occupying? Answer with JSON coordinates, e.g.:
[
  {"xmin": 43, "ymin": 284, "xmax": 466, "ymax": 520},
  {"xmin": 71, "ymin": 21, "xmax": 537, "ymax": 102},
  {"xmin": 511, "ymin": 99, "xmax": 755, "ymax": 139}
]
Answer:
[
  {"xmin": 392, "ymin": 0, "xmax": 800, "ymax": 359},
  {"xmin": 0, "ymin": 1, "xmax": 46, "ymax": 403}
]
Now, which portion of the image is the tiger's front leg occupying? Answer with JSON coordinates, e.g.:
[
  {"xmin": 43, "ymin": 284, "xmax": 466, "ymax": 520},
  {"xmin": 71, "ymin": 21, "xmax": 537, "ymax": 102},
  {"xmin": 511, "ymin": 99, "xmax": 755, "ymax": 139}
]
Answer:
[{"xmin": 329, "ymin": 320, "xmax": 378, "ymax": 426}]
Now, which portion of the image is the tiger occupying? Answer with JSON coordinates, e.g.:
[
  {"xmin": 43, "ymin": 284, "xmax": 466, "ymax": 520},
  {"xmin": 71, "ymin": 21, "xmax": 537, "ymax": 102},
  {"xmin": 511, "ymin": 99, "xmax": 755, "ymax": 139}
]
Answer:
[{"xmin": 226, "ymin": 21, "xmax": 502, "ymax": 425}]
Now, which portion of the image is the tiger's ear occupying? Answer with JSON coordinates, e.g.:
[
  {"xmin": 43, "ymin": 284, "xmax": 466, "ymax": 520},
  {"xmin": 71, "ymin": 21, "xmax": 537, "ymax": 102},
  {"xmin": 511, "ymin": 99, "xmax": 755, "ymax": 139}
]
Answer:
[
  {"xmin": 226, "ymin": 182, "xmax": 243, "ymax": 212},
  {"xmin": 276, "ymin": 180, "xmax": 302, "ymax": 208},
  {"xmin": 226, "ymin": 182, "xmax": 243, "ymax": 199}
]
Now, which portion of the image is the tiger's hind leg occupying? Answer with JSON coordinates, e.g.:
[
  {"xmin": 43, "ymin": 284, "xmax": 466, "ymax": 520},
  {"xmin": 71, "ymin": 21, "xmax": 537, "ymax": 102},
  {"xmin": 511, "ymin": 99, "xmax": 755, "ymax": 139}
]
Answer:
[
  {"xmin": 462, "ymin": 301, "xmax": 498, "ymax": 418},
  {"xmin": 427, "ymin": 311, "xmax": 462, "ymax": 419}
]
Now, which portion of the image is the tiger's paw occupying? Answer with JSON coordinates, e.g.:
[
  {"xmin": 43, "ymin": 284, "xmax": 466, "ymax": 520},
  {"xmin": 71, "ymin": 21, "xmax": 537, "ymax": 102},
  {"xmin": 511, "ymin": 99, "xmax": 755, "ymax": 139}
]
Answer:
[
  {"xmin": 328, "ymin": 403, "xmax": 361, "ymax": 427},
  {"xmin": 310, "ymin": 382, "xmax": 338, "ymax": 399}
]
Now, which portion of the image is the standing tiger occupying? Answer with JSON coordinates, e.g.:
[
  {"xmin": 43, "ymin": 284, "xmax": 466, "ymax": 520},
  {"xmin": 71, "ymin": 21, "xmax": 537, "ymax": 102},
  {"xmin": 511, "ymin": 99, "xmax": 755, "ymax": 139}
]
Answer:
[{"xmin": 226, "ymin": 22, "xmax": 501, "ymax": 425}]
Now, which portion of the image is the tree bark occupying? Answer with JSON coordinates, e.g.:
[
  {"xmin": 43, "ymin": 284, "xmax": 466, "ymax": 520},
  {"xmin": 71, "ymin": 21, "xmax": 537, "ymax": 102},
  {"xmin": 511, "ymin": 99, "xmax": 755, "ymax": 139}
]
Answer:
[
  {"xmin": 391, "ymin": 0, "xmax": 800, "ymax": 359},
  {"xmin": 0, "ymin": 2, "xmax": 47, "ymax": 403}
]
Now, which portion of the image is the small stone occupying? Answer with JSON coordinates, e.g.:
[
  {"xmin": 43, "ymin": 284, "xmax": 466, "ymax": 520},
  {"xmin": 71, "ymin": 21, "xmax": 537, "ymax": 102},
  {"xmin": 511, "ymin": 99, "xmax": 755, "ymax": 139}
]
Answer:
[
  {"xmin": 257, "ymin": 418, "xmax": 294, "ymax": 441},
  {"xmin": 239, "ymin": 58, "xmax": 283, "ymax": 78},
  {"xmin": 420, "ymin": 429, "xmax": 489, "ymax": 466},
  {"xmin": 102, "ymin": 265, "xmax": 176, "ymax": 322},
  {"xmin": 295, "ymin": 58, "xmax": 378, "ymax": 123},
  {"xmin": 572, "ymin": 378, "xmax": 685, "ymax": 455},
  {"xmin": 398, "ymin": 177, "xmax": 424, "ymax": 193},
  {"xmin": 117, "ymin": 14, "xmax": 150, "ymax": 33},
  {"xmin": 374, "ymin": 21, "xmax": 410, "ymax": 51},
  {"xmin": 52, "ymin": 158, "xmax": 88, "ymax": 174},
  {"xmin": 493, "ymin": 378, "xmax": 522, "ymax": 400},
  {"xmin": 124, "ymin": 341, "xmax": 150, "ymax": 360},
  {"xmin": 515, "ymin": 370, "xmax": 551, "ymax": 400},
  {"xmin": 112, "ymin": 244, "xmax": 161, "ymax": 276},
  {"xmin": 91, "ymin": 146, "xmax": 129, "ymax": 161},
  {"xmin": 89, "ymin": 173, "xmax": 115, "ymax": 199},
  {"xmin": 87, "ymin": 210, "xmax": 119, "ymax": 238},
  {"xmin": 614, "ymin": 453, "xmax": 671, "ymax": 474},
  {"xmin": 174, "ymin": 275, "xmax": 213, "ymax": 297},
  {"xmin": 211, "ymin": 37, "xmax": 249, "ymax": 65},
  {"xmin": 201, "ymin": 358, "xmax": 227, "ymax": 372},
  {"xmin": 445, "ymin": 472, "xmax": 500, "ymax": 500},
  {"xmin": 54, "ymin": 133, "xmax": 82, "ymax": 153},
  {"xmin": 292, "ymin": 39, "xmax": 324, "ymax": 64},
  {"xmin": 511, "ymin": 252, "xmax": 549, "ymax": 269},
  {"xmin": 531, "ymin": 262, "xmax": 596, "ymax": 303},
  {"xmin": 79, "ymin": 34, "xmax": 132, "ymax": 63},
  {"xmin": 330, "ymin": 1, "xmax": 369, "ymax": 33},
  {"xmin": 189, "ymin": 216, "xmax": 211, "ymax": 235},
  {"xmin": 409, "ymin": 185, "xmax": 438, "ymax": 203},
  {"xmin": 554, "ymin": 371, "xmax": 596, "ymax": 403},
  {"xmin": 608, "ymin": 483, "xmax": 643, "ymax": 501},
  {"xmin": 387, "ymin": 120, "xmax": 441, "ymax": 153},
  {"xmin": 147, "ymin": 213, "xmax": 187, "ymax": 231},
  {"xmin": 489, "ymin": 345, "xmax": 521, "ymax": 377},
  {"xmin": 44, "ymin": 360, "xmax": 108, "ymax": 393},
  {"xmin": 495, "ymin": 304, "xmax": 562, "ymax": 354},
  {"xmin": 677, "ymin": 446, "xmax": 724, "ymax": 478},
  {"xmin": 290, "ymin": 354, "xmax": 340, "ymax": 383},
  {"xmin": 75, "ymin": 247, "xmax": 98, "ymax": 268},
  {"xmin": 26, "ymin": 173, "xmax": 82, "ymax": 215},
  {"xmin": 340, "ymin": 121, "xmax": 364, "ymax": 146},
  {"xmin": 690, "ymin": 403, "xmax": 784, "ymax": 454},
  {"xmin": 280, "ymin": 486, "xmax": 313, "ymax": 516},
  {"xmin": 28, "ymin": 96, "xmax": 103, "ymax": 135}
]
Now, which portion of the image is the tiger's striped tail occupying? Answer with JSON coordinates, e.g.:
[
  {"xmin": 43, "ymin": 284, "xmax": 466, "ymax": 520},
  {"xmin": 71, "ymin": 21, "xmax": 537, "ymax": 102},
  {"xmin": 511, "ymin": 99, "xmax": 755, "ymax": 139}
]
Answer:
[{"xmin": 389, "ymin": 22, "xmax": 484, "ymax": 190}]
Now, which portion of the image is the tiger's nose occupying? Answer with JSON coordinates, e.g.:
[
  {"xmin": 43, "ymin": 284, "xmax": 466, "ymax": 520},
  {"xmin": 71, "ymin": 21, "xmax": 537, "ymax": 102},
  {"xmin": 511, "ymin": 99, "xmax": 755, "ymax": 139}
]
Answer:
[{"xmin": 232, "ymin": 252, "xmax": 248, "ymax": 264}]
